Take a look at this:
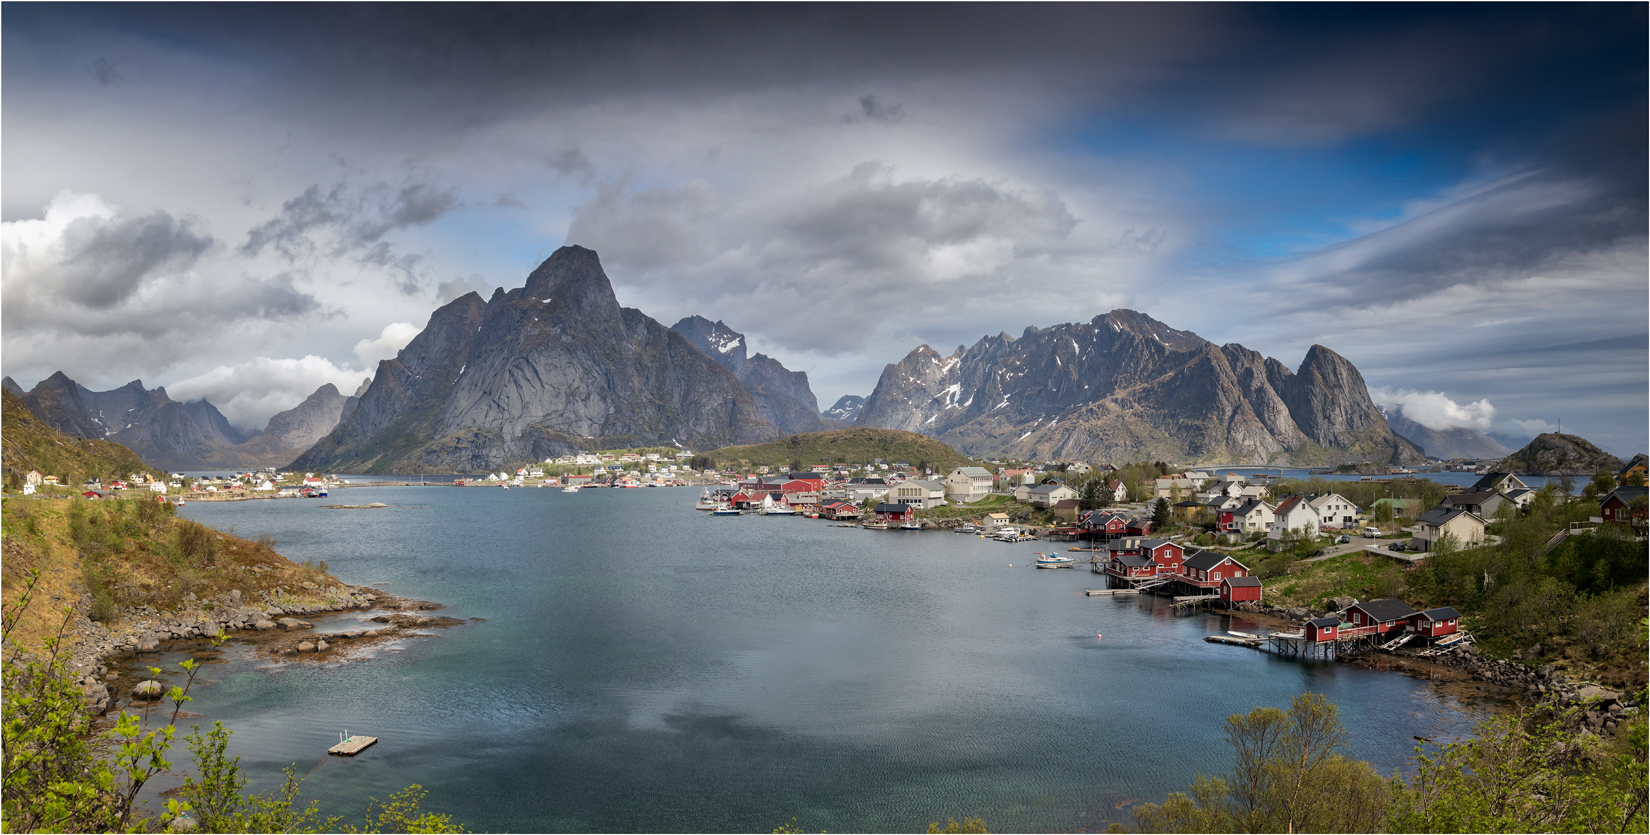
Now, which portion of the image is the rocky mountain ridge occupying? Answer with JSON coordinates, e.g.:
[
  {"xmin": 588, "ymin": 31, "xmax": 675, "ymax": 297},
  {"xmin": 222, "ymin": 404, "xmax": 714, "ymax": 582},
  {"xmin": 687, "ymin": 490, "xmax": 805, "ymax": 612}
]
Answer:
[
  {"xmin": 823, "ymin": 395, "xmax": 866, "ymax": 423},
  {"xmin": 855, "ymin": 309, "xmax": 1423, "ymax": 466},
  {"xmin": 2, "ymin": 373, "xmax": 365, "ymax": 471},
  {"xmin": 290, "ymin": 246, "xmax": 779, "ymax": 473},
  {"xmin": 669, "ymin": 316, "xmax": 829, "ymax": 435}
]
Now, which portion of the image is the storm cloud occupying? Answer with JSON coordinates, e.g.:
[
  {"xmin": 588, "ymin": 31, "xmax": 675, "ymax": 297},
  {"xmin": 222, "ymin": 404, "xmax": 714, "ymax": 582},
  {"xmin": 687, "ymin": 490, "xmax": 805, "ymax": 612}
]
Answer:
[{"xmin": 2, "ymin": 4, "xmax": 1643, "ymax": 451}]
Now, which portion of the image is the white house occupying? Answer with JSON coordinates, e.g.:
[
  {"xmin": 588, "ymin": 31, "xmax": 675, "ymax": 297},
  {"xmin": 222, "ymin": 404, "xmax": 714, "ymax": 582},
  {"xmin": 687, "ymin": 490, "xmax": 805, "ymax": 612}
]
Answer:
[
  {"xmin": 946, "ymin": 467, "xmax": 995, "ymax": 502},
  {"xmin": 150, "ymin": 482, "xmax": 168, "ymax": 493},
  {"xmin": 893, "ymin": 479, "xmax": 947, "ymax": 509},
  {"xmin": 1225, "ymin": 499, "xmax": 1275, "ymax": 533},
  {"xmin": 1026, "ymin": 483, "xmax": 1077, "ymax": 508},
  {"xmin": 22, "ymin": 483, "xmax": 36, "ymax": 495},
  {"xmin": 1411, "ymin": 507, "xmax": 1487, "ymax": 552},
  {"xmin": 1154, "ymin": 476, "xmax": 1196, "ymax": 499},
  {"xmin": 1308, "ymin": 493, "xmax": 1361, "ymax": 529},
  {"xmin": 1267, "ymin": 496, "xmax": 1321, "ymax": 544}
]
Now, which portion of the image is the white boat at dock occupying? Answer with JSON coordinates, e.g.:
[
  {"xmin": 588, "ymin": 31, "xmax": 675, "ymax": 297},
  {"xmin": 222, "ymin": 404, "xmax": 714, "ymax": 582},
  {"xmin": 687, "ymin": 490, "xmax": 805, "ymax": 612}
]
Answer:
[
  {"xmin": 862, "ymin": 521, "xmax": 889, "ymax": 530},
  {"xmin": 562, "ymin": 485, "xmax": 580, "ymax": 493},
  {"xmin": 695, "ymin": 490, "xmax": 723, "ymax": 510},
  {"xmin": 1034, "ymin": 552, "xmax": 1075, "ymax": 568},
  {"xmin": 898, "ymin": 521, "xmax": 922, "ymax": 530},
  {"xmin": 711, "ymin": 506, "xmax": 742, "ymax": 516}
]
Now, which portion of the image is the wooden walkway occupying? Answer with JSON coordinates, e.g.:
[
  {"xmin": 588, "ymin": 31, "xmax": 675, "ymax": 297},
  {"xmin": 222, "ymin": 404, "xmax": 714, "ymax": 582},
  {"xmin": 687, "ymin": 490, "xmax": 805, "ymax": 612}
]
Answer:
[{"xmin": 1083, "ymin": 588, "xmax": 1141, "ymax": 596}]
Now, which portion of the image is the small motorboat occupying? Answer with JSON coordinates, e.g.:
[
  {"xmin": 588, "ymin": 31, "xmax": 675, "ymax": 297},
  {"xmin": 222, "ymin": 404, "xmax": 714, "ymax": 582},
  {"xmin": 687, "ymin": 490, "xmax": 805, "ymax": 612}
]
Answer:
[
  {"xmin": 899, "ymin": 521, "xmax": 922, "ymax": 531},
  {"xmin": 861, "ymin": 521, "xmax": 889, "ymax": 530},
  {"xmin": 562, "ymin": 485, "xmax": 580, "ymax": 493},
  {"xmin": 711, "ymin": 506, "xmax": 742, "ymax": 516},
  {"xmin": 1035, "ymin": 552, "xmax": 1075, "ymax": 568},
  {"xmin": 953, "ymin": 524, "xmax": 977, "ymax": 533}
]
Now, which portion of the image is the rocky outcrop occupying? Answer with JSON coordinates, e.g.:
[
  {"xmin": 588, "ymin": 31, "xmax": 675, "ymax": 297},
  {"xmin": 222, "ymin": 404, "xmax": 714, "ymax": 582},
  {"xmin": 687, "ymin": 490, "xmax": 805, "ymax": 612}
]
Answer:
[
  {"xmin": 1384, "ymin": 407, "xmax": 1512, "ymax": 460},
  {"xmin": 19, "ymin": 372, "xmax": 109, "ymax": 441},
  {"xmin": 855, "ymin": 309, "xmax": 1423, "ymax": 466},
  {"xmin": 823, "ymin": 395, "xmax": 866, "ymax": 423},
  {"xmin": 670, "ymin": 315, "xmax": 828, "ymax": 435},
  {"xmin": 292, "ymin": 246, "xmax": 780, "ymax": 473},
  {"xmin": 1496, "ymin": 433, "xmax": 1626, "ymax": 476}
]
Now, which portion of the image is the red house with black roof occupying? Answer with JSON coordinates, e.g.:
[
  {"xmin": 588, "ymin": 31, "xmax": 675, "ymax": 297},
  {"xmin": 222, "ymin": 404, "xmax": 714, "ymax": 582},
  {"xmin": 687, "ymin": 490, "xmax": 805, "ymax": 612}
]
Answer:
[
  {"xmin": 1220, "ymin": 576, "xmax": 1263, "ymax": 605},
  {"xmin": 1304, "ymin": 616, "xmax": 1341, "ymax": 642},
  {"xmin": 1178, "ymin": 549, "xmax": 1250, "ymax": 589},
  {"xmin": 1405, "ymin": 606, "xmax": 1461, "ymax": 639},
  {"xmin": 1343, "ymin": 598, "xmax": 1419, "ymax": 636},
  {"xmin": 1599, "ymin": 486, "xmax": 1647, "ymax": 523},
  {"xmin": 872, "ymin": 503, "xmax": 914, "ymax": 524},
  {"xmin": 1102, "ymin": 538, "xmax": 1185, "ymax": 580},
  {"xmin": 1080, "ymin": 510, "xmax": 1130, "ymax": 540}
]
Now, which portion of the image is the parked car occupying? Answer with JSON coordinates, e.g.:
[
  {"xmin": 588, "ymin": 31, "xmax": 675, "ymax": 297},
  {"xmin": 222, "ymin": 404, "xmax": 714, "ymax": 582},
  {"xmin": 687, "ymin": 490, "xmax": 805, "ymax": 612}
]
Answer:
[
  {"xmin": 1388, "ymin": 542, "xmax": 1407, "ymax": 552},
  {"xmin": 1338, "ymin": 534, "xmax": 1351, "ymax": 544}
]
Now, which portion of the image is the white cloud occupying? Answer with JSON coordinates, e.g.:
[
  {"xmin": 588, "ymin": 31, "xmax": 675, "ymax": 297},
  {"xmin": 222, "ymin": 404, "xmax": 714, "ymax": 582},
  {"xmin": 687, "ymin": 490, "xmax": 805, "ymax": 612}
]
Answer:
[
  {"xmin": 166, "ymin": 355, "xmax": 370, "ymax": 432},
  {"xmin": 1504, "ymin": 418, "xmax": 1558, "ymax": 437},
  {"xmin": 353, "ymin": 322, "xmax": 422, "ymax": 369},
  {"xmin": 1369, "ymin": 387, "xmax": 1495, "ymax": 430}
]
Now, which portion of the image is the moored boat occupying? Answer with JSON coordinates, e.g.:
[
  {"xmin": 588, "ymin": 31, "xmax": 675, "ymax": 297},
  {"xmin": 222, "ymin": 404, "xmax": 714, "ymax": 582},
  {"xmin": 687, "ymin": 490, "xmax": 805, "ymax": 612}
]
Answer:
[
  {"xmin": 1034, "ymin": 552, "xmax": 1075, "ymax": 568},
  {"xmin": 711, "ymin": 506, "xmax": 742, "ymax": 516},
  {"xmin": 898, "ymin": 521, "xmax": 922, "ymax": 530},
  {"xmin": 862, "ymin": 521, "xmax": 889, "ymax": 530}
]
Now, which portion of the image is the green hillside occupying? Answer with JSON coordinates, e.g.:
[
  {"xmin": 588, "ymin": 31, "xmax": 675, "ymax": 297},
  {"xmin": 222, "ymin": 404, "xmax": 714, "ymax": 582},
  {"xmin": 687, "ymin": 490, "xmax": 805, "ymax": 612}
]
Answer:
[
  {"xmin": 2, "ymin": 389, "xmax": 163, "ymax": 489},
  {"xmin": 705, "ymin": 427, "xmax": 978, "ymax": 473}
]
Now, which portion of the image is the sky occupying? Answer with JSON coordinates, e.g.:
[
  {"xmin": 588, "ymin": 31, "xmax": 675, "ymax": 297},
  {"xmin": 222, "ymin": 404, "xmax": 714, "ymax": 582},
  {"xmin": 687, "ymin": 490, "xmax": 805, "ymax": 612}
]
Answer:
[{"xmin": 3, "ymin": 4, "xmax": 1646, "ymax": 456}]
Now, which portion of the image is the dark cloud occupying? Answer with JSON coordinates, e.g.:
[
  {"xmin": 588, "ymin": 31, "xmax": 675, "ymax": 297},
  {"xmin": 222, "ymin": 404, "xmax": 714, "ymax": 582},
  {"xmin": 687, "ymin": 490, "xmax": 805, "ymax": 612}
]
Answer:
[
  {"xmin": 850, "ymin": 95, "xmax": 904, "ymax": 124},
  {"xmin": 57, "ymin": 209, "xmax": 213, "ymax": 308},
  {"xmin": 547, "ymin": 149, "xmax": 595, "ymax": 183},
  {"xmin": 89, "ymin": 56, "xmax": 123, "ymax": 85},
  {"xmin": 242, "ymin": 181, "xmax": 459, "ymax": 259}
]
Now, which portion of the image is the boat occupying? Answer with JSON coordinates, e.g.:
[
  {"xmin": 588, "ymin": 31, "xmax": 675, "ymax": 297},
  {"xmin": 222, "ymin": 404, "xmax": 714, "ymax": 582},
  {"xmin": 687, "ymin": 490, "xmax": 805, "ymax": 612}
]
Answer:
[
  {"xmin": 953, "ymin": 524, "xmax": 977, "ymax": 533},
  {"xmin": 175, "ymin": 499, "xmax": 185, "ymax": 507},
  {"xmin": 862, "ymin": 521, "xmax": 889, "ymax": 530},
  {"xmin": 562, "ymin": 485, "xmax": 580, "ymax": 493},
  {"xmin": 711, "ymin": 506, "xmax": 742, "ymax": 516},
  {"xmin": 759, "ymin": 495, "xmax": 796, "ymax": 516},
  {"xmin": 695, "ymin": 490, "xmax": 722, "ymax": 510},
  {"xmin": 1034, "ymin": 553, "xmax": 1075, "ymax": 568},
  {"xmin": 899, "ymin": 521, "xmax": 922, "ymax": 531},
  {"xmin": 993, "ymin": 527, "xmax": 1021, "ymax": 541}
]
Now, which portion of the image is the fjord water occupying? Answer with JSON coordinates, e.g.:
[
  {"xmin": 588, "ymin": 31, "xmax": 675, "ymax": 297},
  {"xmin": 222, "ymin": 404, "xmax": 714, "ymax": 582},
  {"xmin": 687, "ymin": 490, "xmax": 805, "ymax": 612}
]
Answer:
[{"xmin": 176, "ymin": 487, "xmax": 1494, "ymax": 832}]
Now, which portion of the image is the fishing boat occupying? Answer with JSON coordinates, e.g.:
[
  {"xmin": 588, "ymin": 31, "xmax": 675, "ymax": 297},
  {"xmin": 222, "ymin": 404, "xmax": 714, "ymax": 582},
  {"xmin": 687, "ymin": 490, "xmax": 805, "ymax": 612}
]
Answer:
[
  {"xmin": 711, "ymin": 505, "xmax": 742, "ymax": 516},
  {"xmin": 898, "ymin": 521, "xmax": 922, "ymax": 531},
  {"xmin": 695, "ymin": 490, "xmax": 722, "ymax": 510},
  {"xmin": 1034, "ymin": 553, "xmax": 1075, "ymax": 568},
  {"xmin": 175, "ymin": 499, "xmax": 186, "ymax": 507},
  {"xmin": 992, "ymin": 527, "xmax": 1021, "ymax": 541},
  {"xmin": 861, "ymin": 520, "xmax": 889, "ymax": 530},
  {"xmin": 953, "ymin": 524, "xmax": 977, "ymax": 533}
]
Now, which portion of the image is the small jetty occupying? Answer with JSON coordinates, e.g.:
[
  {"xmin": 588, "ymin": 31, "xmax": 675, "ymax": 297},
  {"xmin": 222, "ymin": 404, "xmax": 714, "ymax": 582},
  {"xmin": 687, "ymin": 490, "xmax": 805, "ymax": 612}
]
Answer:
[
  {"xmin": 1083, "ymin": 588, "xmax": 1141, "ymax": 596},
  {"xmin": 328, "ymin": 734, "xmax": 378, "ymax": 756},
  {"xmin": 1172, "ymin": 593, "xmax": 1220, "ymax": 610},
  {"xmin": 1205, "ymin": 634, "xmax": 1264, "ymax": 647}
]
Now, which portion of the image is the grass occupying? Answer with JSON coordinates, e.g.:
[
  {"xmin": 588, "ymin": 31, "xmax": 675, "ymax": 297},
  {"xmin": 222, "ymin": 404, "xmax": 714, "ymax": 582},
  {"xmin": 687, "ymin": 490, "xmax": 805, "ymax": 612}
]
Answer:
[
  {"xmin": 1264, "ymin": 552, "xmax": 1407, "ymax": 611},
  {"xmin": 1, "ymin": 496, "xmax": 342, "ymax": 651},
  {"xmin": 915, "ymin": 493, "xmax": 1023, "ymax": 520},
  {"xmin": 2, "ymin": 389, "xmax": 163, "ymax": 489}
]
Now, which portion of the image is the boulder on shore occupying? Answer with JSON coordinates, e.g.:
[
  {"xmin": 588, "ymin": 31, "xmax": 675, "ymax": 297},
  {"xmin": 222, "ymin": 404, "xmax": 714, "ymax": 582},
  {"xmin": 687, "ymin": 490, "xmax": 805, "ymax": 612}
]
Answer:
[{"xmin": 132, "ymin": 680, "xmax": 164, "ymax": 700}]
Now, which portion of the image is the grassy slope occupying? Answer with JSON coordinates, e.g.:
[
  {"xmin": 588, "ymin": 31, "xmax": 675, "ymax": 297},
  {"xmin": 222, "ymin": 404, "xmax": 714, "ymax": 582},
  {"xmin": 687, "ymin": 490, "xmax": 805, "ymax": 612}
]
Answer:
[
  {"xmin": 2, "ymin": 389, "xmax": 163, "ymax": 487},
  {"xmin": 706, "ymin": 427, "xmax": 977, "ymax": 472},
  {"xmin": 1, "ymin": 496, "xmax": 340, "ymax": 653}
]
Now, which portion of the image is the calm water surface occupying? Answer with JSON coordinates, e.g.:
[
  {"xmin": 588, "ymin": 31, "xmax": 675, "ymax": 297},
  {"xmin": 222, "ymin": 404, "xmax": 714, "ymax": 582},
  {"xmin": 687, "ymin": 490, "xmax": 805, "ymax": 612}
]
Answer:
[{"xmin": 162, "ymin": 486, "xmax": 1499, "ymax": 832}]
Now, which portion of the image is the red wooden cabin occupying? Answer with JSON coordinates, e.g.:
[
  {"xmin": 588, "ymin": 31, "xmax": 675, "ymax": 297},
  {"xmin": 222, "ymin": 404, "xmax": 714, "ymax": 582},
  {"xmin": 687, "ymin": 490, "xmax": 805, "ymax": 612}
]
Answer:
[
  {"xmin": 1220, "ymin": 576, "xmax": 1263, "ymax": 605},
  {"xmin": 1304, "ymin": 617, "xmax": 1340, "ymax": 642},
  {"xmin": 1179, "ymin": 550, "xmax": 1250, "ymax": 589},
  {"xmin": 1343, "ymin": 599, "xmax": 1419, "ymax": 636},
  {"xmin": 1405, "ymin": 607, "xmax": 1461, "ymax": 639}
]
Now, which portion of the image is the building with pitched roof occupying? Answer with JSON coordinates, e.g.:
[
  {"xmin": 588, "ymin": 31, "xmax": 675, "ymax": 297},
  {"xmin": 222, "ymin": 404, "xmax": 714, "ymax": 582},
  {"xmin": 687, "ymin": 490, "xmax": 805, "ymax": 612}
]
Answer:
[{"xmin": 1411, "ymin": 506, "xmax": 1486, "ymax": 552}]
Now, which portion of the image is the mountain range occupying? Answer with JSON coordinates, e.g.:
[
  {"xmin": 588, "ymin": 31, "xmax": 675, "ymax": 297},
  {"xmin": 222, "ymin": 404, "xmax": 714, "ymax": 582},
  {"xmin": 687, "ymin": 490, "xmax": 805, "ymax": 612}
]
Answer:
[
  {"xmin": 1382, "ymin": 407, "xmax": 1512, "ymax": 460},
  {"xmin": 852, "ymin": 309, "xmax": 1424, "ymax": 466},
  {"xmin": 290, "ymin": 246, "xmax": 779, "ymax": 473},
  {"xmin": 1, "ymin": 373, "xmax": 365, "ymax": 472},
  {"xmin": 6, "ymin": 245, "xmax": 1485, "ymax": 473}
]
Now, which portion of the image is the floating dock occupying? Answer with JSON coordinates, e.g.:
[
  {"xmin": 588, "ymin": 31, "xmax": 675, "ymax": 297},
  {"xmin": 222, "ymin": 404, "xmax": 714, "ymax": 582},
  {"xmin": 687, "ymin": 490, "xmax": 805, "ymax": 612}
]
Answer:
[
  {"xmin": 1205, "ymin": 635, "xmax": 1263, "ymax": 647},
  {"xmin": 1083, "ymin": 588, "xmax": 1141, "ymax": 596},
  {"xmin": 328, "ymin": 735, "xmax": 378, "ymax": 756}
]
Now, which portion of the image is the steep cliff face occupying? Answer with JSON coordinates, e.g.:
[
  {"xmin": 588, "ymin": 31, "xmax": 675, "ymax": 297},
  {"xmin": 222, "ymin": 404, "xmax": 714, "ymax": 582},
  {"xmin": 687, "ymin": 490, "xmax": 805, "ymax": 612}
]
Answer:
[
  {"xmin": 855, "ymin": 309, "xmax": 1423, "ymax": 466},
  {"xmin": 19, "ymin": 372, "xmax": 107, "ymax": 441},
  {"xmin": 669, "ymin": 316, "xmax": 828, "ymax": 435},
  {"xmin": 823, "ymin": 395, "xmax": 866, "ymax": 423},
  {"xmin": 292, "ymin": 246, "xmax": 779, "ymax": 473},
  {"xmin": 1385, "ymin": 408, "xmax": 1512, "ymax": 460}
]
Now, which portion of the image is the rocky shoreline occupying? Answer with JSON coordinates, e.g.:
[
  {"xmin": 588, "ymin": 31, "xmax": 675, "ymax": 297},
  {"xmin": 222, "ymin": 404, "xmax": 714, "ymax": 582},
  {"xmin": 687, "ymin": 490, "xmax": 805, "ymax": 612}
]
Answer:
[
  {"xmin": 1227, "ymin": 599, "xmax": 1641, "ymax": 737},
  {"xmin": 62, "ymin": 582, "xmax": 462, "ymax": 716}
]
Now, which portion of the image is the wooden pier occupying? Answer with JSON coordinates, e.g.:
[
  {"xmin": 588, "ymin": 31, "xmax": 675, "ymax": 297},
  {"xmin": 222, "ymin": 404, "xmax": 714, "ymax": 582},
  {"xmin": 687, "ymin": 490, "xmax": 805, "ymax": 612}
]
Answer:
[
  {"xmin": 1172, "ymin": 593, "xmax": 1220, "ymax": 609},
  {"xmin": 1083, "ymin": 588, "xmax": 1141, "ymax": 596},
  {"xmin": 328, "ymin": 735, "xmax": 378, "ymax": 756}
]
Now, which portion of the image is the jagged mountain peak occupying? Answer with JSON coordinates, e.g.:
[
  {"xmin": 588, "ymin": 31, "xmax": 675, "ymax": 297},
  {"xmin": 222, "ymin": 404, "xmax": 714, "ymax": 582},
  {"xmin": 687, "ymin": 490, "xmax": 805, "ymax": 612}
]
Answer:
[
  {"xmin": 824, "ymin": 395, "xmax": 865, "ymax": 423},
  {"xmin": 1095, "ymin": 309, "xmax": 1206, "ymax": 352},
  {"xmin": 670, "ymin": 314, "xmax": 825, "ymax": 435},
  {"xmin": 353, "ymin": 378, "xmax": 372, "ymax": 397},
  {"xmin": 858, "ymin": 310, "xmax": 1421, "ymax": 466},
  {"xmin": 520, "ymin": 245, "xmax": 622, "ymax": 320}
]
